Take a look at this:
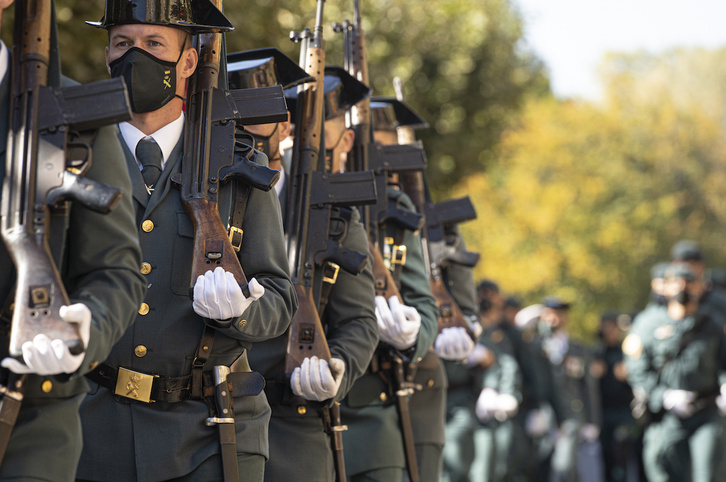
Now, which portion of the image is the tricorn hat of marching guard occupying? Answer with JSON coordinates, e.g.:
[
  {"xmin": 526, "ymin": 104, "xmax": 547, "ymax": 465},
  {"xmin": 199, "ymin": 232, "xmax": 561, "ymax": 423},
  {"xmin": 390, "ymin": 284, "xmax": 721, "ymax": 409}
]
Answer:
[
  {"xmin": 670, "ymin": 239, "xmax": 704, "ymax": 262},
  {"xmin": 542, "ymin": 296, "xmax": 570, "ymax": 310},
  {"xmin": 370, "ymin": 96, "xmax": 429, "ymax": 132},
  {"xmin": 284, "ymin": 66, "xmax": 371, "ymax": 123},
  {"xmin": 227, "ymin": 48, "xmax": 313, "ymax": 90},
  {"xmin": 87, "ymin": 0, "xmax": 233, "ymax": 32}
]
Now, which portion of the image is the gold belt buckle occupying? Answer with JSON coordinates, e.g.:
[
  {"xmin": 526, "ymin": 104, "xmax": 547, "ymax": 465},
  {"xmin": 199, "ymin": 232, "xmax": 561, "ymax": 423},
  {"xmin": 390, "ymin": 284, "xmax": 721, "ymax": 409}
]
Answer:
[
  {"xmin": 391, "ymin": 245, "xmax": 407, "ymax": 266},
  {"xmin": 228, "ymin": 226, "xmax": 244, "ymax": 252},
  {"xmin": 322, "ymin": 262, "xmax": 340, "ymax": 284},
  {"xmin": 115, "ymin": 367, "xmax": 157, "ymax": 403}
]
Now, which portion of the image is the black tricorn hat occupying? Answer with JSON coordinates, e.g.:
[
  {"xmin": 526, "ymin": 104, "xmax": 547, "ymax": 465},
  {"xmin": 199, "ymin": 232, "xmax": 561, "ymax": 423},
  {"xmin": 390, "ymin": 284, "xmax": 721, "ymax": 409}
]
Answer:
[
  {"xmin": 284, "ymin": 66, "xmax": 371, "ymax": 122},
  {"xmin": 370, "ymin": 96, "xmax": 428, "ymax": 132},
  {"xmin": 542, "ymin": 296, "xmax": 571, "ymax": 310},
  {"xmin": 87, "ymin": 0, "xmax": 233, "ymax": 32},
  {"xmin": 670, "ymin": 239, "xmax": 704, "ymax": 262},
  {"xmin": 227, "ymin": 48, "xmax": 313, "ymax": 90}
]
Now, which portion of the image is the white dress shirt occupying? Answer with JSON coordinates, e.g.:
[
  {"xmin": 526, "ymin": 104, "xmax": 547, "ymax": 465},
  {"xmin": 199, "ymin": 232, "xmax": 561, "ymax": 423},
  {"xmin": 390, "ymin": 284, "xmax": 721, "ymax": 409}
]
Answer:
[{"xmin": 119, "ymin": 113, "xmax": 185, "ymax": 171}]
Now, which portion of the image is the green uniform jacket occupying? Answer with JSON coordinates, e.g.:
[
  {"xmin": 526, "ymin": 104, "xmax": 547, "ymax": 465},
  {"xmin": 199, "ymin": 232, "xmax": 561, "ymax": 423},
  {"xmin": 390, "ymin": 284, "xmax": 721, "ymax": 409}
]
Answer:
[
  {"xmin": 0, "ymin": 70, "xmax": 146, "ymax": 479},
  {"xmin": 442, "ymin": 241, "xmax": 482, "ymax": 411},
  {"xmin": 542, "ymin": 335, "xmax": 601, "ymax": 426},
  {"xmin": 341, "ymin": 187, "xmax": 439, "ymax": 476},
  {"xmin": 77, "ymin": 133, "xmax": 296, "ymax": 481},
  {"xmin": 248, "ymin": 175, "xmax": 378, "ymax": 481},
  {"xmin": 628, "ymin": 310, "xmax": 726, "ymax": 414}
]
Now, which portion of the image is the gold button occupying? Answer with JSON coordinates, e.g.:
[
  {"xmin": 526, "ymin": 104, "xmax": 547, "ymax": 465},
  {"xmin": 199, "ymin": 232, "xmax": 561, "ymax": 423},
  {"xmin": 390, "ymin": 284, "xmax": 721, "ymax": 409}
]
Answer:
[
  {"xmin": 134, "ymin": 345, "xmax": 148, "ymax": 357},
  {"xmin": 41, "ymin": 380, "xmax": 53, "ymax": 393},
  {"xmin": 138, "ymin": 303, "xmax": 150, "ymax": 315},
  {"xmin": 141, "ymin": 220, "xmax": 154, "ymax": 232},
  {"xmin": 427, "ymin": 379, "xmax": 435, "ymax": 388},
  {"xmin": 297, "ymin": 406, "xmax": 307, "ymax": 415},
  {"xmin": 380, "ymin": 392, "xmax": 388, "ymax": 402},
  {"xmin": 89, "ymin": 361, "xmax": 99, "ymax": 370},
  {"xmin": 140, "ymin": 262, "xmax": 152, "ymax": 275},
  {"xmin": 238, "ymin": 319, "xmax": 247, "ymax": 328}
]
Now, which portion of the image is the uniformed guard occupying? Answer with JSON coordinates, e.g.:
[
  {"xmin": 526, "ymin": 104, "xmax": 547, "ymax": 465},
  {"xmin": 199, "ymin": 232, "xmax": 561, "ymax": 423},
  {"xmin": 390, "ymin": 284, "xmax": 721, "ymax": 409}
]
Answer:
[
  {"xmin": 670, "ymin": 239, "xmax": 726, "ymax": 327},
  {"xmin": 234, "ymin": 56, "xmax": 379, "ymax": 482},
  {"xmin": 539, "ymin": 296, "xmax": 604, "ymax": 482},
  {"xmin": 76, "ymin": 2, "xmax": 297, "ymax": 480},
  {"xmin": 440, "ymin": 235, "xmax": 491, "ymax": 482},
  {"xmin": 592, "ymin": 312, "xmax": 640, "ymax": 482},
  {"xmin": 337, "ymin": 95, "xmax": 439, "ymax": 482},
  {"xmin": 626, "ymin": 263, "xmax": 726, "ymax": 482},
  {"xmin": 471, "ymin": 280, "xmax": 522, "ymax": 482},
  {"xmin": 494, "ymin": 291, "xmax": 543, "ymax": 481},
  {"xmin": 0, "ymin": 1, "xmax": 147, "ymax": 479},
  {"xmin": 370, "ymin": 96, "xmax": 475, "ymax": 482}
]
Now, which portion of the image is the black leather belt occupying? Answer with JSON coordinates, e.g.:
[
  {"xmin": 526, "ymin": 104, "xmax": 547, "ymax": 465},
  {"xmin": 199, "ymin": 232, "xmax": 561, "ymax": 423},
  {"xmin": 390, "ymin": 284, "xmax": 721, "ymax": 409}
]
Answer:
[{"xmin": 87, "ymin": 363, "xmax": 265, "ymax": 404}]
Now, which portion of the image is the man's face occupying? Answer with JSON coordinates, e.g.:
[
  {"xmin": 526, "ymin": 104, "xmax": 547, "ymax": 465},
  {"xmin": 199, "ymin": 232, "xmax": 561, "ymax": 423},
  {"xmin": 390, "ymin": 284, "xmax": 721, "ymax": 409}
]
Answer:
[
  {"xmin": 324, "ymin": 116, "xmax": 354, "ymax": 173},
  {"xmin": 106, "ymin": 24, "xmax": 194, "ymax": 96},
  {"xmin": 541, "ymin": 307, "xmax": 568, "ymax": 330},
  {"xmin": 245, "ymin": 121, "xmax": 288, "ymax": 164}
]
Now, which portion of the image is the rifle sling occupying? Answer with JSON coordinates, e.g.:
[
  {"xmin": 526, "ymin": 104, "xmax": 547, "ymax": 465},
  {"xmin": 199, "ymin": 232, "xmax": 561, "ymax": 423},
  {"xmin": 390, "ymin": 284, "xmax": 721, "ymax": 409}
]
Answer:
[
  {"xmin": 0, "ymin": 373, "xmax": 26, "ymax": 465},
  {"xmin": 318, "ymin": 208, "xmax": 355, "ymax": 317},
  {"xmin": 226, "ymin": 179, "xmax": 252, "ymax": 251},
  {"xmin": 389, "ymin": 227, "xmax": 406, "ymax": 289}
]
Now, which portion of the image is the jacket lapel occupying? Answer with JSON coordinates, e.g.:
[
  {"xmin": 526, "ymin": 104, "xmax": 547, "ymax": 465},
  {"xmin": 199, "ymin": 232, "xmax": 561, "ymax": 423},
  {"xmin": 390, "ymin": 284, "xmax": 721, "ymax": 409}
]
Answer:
[{"xmin": 144, "ymin": 137, "xmax": 183, "ymax": 219}]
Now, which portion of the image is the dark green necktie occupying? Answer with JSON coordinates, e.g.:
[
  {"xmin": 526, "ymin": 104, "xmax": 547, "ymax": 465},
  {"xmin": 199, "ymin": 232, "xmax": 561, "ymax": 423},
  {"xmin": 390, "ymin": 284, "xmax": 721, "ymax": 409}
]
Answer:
[{"xmin": 136, "ymin": 137, "xmax": 163, "ymax": 193}]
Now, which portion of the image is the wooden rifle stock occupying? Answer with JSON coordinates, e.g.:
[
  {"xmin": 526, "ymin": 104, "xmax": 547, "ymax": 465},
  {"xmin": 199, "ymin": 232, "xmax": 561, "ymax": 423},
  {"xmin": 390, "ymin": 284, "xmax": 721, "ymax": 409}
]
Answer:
[
  {"xmin": 181, "ymin": 0, "xmax": 248, "ymax": 299},
  {"xmin": 284, "ymin": 0, "xmax": 333, "ymax": 375}
]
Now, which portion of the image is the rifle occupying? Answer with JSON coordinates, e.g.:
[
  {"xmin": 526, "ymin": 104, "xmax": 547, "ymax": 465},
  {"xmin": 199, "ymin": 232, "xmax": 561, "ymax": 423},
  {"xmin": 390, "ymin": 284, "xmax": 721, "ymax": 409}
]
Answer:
[
  {"xmin": 284, "ymin": 3, "xmax": 377, "ymax": 480},
  {"xmin": 0, "ymin": 0, "xmax": 132, "ymax": 464},
  {"xmin": 1, "ymin": 0, "xmax": 131, "ymax": 360},
  {"xmin": 179, "ymin": 0, "xmax": 285, "ymax": 318},
  {"xmin": 334, "ymin": 4, "xmax": 423, "ymax": 481},
  {"xmin": 393, "ymin": 78, "xmax": 477, "ymax": 340}
]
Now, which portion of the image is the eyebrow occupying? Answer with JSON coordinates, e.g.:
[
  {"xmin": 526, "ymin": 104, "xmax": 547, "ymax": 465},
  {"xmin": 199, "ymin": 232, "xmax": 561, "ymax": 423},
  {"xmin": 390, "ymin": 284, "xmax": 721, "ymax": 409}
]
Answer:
[{"xmin": 110, "ymin": 33, "xmax": 169, "ymax": 43}]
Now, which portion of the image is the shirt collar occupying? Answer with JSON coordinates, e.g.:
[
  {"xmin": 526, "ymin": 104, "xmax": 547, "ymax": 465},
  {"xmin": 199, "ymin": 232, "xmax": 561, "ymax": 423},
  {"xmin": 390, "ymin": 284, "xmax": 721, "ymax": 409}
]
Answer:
[
  {"xmin": 274, "ymin": 166, "xmax": 286, "ymax": 197},
  {"xmin": 119, "ymin": 112, "xmax": 185, "ymax": 170},
  {"xmin": 0, "ymin": 42, "xmax": 8, "ymax": 84}
]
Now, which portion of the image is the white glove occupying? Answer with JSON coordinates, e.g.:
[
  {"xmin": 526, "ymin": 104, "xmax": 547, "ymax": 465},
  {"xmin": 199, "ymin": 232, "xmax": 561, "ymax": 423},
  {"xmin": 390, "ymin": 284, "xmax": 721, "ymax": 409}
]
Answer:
[
  {"xmin": 1, "ymin": 303, "xmax": 91, "ymax": 375},
  {"xmin": 663, "ymin": 389, "xmax": 697, "ymax": 418},
  {"xmin": 475, "ymin": 387, "xmax": 499, "ymax": 422},
  {"xmin": 291, "ymin": 356, "xmax": 345, "ymax": 402},
  {"xmin": 525, "ymin": 408, "xmax": 550, "ymax": 437},
  {"xmin": 579, "ymin": 423, "xmax": 600, "ymax": 442},
  {"xmin": 494, "ymin": 393, "xmax": 519, "ymax": 421},
  {"xmin": 193, "ymin": 267, "xmax": 264, "ymax": 320},
  {"xmin": 717, "ymin": 385, "xmax": 726, "ymax": 415},
  {"xmin": 465, "ymin": 344, "xmax": 490, "ymax": 367},
  {"xmin": 435, "ymin": 327, "xmax": 475, "ymax": 361},
  {"xmin": 375, "ymin": 296, "xmax": 421, "ymax": 350},
  {"xmin": 469, "ymin": 320, "xmax": 483, "ymax": 340}
]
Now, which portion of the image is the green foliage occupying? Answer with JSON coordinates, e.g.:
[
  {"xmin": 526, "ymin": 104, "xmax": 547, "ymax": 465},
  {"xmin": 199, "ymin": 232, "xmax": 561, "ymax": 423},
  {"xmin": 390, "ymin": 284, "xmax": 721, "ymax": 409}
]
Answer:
[
  {"xmin": 0, "ymin": 0, "xmax": 545, "ymax": 196},
  {"xmin": 459, "ymin": 48, "xmax": 726, "ymax": 340}
]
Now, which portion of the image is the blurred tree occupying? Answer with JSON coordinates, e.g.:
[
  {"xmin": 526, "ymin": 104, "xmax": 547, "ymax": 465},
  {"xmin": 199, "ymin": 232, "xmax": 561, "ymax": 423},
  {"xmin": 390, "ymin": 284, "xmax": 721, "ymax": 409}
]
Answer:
[
  {"xmin": 0, "ymin": 0, "xmax": 546, "ymax": 195},
  {"xmin": 458, "ymin": 50, "xmax": 726, "ymax": 340}
]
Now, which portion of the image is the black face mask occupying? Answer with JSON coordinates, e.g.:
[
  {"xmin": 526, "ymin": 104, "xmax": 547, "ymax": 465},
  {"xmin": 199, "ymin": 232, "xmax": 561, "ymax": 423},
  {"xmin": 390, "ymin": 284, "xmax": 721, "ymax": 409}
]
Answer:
[
  {"xmin": 110, "ymin": 46, "xmax": 182, "ymax": 113},
  {"xmin": 247, "ymin": 124, "xmax": 279, "ymax": 162},
  {"xmin": 650, "ymin": 291, "xmax": 668, "ymax": 306},
  {"xmin": 669, "ymin": 289, "xmax": 690, "ymax": 306}
]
